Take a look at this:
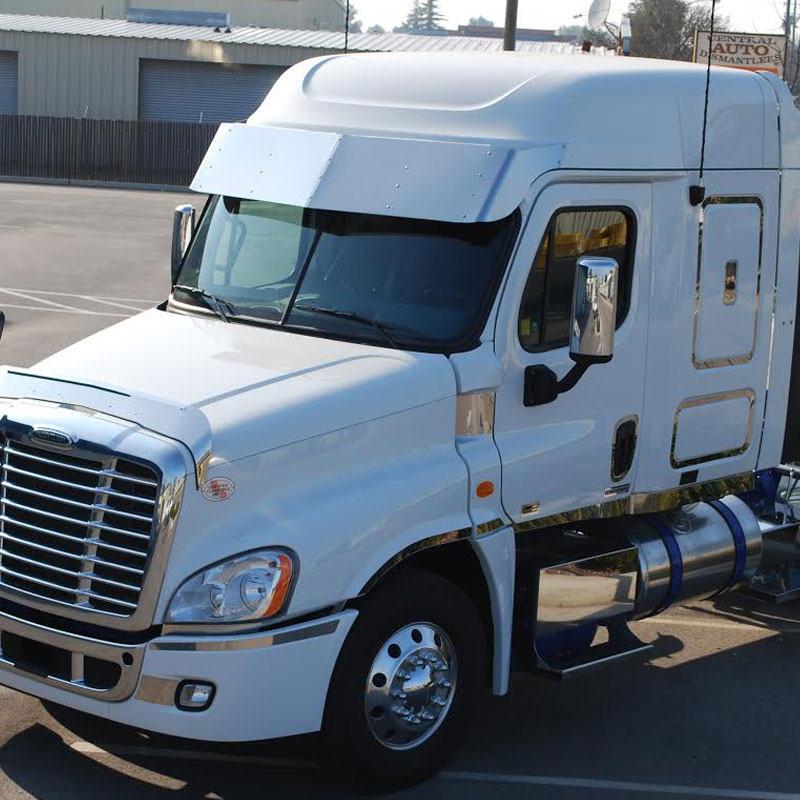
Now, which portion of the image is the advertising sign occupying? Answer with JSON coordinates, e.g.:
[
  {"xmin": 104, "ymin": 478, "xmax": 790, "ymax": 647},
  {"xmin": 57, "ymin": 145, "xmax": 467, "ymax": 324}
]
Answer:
[{"xmin": 693, "ymin": 31, "xmax": 786, "ymax": 75}]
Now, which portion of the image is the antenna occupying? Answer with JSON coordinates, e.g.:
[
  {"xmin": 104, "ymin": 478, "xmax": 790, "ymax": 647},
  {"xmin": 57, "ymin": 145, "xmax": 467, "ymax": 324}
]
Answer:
[
  {"xmin": 690, "ymin": 0, "xmax": 717, "ymax": 206},
  {"xmin": 587, "ymin": 0, "xmax": 611, "ymax": 30},
  {"xmin": 345, "ymin": 0, "xmax": 350, "ymax": 53}
]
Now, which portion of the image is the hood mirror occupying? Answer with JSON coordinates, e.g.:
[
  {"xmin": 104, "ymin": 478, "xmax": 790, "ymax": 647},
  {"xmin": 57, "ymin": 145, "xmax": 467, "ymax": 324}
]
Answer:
[
  {"xmin": 0, "ymin": 310, "xmax": 5, "ymax": 343},
  {"xmin": 171, "ymin": 204, "xmax": 196, "ymax": 283}
]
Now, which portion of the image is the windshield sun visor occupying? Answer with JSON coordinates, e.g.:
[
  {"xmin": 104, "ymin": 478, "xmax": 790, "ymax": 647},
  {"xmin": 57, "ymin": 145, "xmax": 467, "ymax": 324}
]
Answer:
[{"xmin": 191, "ymin": 123, "xmax": 562, "ymax": 224}]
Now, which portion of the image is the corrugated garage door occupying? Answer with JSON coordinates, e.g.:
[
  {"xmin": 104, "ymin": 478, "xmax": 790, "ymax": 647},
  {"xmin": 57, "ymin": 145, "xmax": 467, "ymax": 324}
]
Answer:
[
  {"xmin": 139, "ymin": 59, "xmax": 286, "ymax": 123},
  {"xmin": 0, "ymin": 51, "xmax": 18, "ymax": 115}
]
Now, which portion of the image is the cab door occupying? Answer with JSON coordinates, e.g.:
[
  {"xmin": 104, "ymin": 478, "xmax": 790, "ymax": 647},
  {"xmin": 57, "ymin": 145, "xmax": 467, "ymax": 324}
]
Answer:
[{"xmin": 492, "ymin": 181, "xmax": 651, "ymax": 526}]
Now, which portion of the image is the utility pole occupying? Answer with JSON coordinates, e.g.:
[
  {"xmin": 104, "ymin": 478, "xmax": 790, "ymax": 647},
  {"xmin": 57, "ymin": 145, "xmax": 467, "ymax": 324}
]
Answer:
[
  {"xmin": 504, "ymin": 0, "xmax": 519, "ymax": 51},
  {"xmin": 787, "ymin": 0, "xmax": 793, "ymax": 79}
]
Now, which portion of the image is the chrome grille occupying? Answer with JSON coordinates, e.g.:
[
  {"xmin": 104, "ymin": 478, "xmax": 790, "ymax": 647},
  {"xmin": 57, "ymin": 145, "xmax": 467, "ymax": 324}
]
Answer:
[{"xmin": 0, "ymin": 437, "xmax": 160, "ymax": 617}]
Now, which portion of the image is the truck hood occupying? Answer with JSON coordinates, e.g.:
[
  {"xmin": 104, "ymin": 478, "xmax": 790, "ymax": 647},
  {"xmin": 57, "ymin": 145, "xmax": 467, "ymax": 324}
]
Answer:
[{"xmin": 28, "ymin": 308, "xmax": 457, "ymax": 464}]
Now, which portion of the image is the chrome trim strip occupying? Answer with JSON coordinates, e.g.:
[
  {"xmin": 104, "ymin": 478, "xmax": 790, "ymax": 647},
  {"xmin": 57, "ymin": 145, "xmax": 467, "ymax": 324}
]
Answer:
[
  {"xmin": 692, "ymin": 196, "xmax": 763, "ymax": 370},
  {"xmin": 136, "ymin": 675, "xmax": 178, "ymax": 706},
  {"xmin": 514, "ymin": 473, "xmax": 755, "ymax": 532},
  {"xmin": 475, "ymin": 518, "xmax": 506, "ymax": 536},
  {"xmin": 456, "ymin": 392, "xmax": 496, "ymax": 436},
  {"xmin": 360, "ymin": 526, "xmax": 473, "ymax": 595},
  {"xmin": 670, "ymin": 389, "xmax": 756, "ymax": 469},
  {"xmin": 0, "ymin": 609, "xmax": 145, "ymax": 702},
  {"xmin": 628, "ymin": 472, "xmax": 755, "ymax": 514},
  {"xmin": 149, "ymin": 619, "xmax": 340, "ymax": 652}
]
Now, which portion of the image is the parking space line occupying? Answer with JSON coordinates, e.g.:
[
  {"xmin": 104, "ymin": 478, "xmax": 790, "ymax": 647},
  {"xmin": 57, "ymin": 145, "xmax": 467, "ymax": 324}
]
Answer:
[
  {"xmin": 0, "ymin": 302, "xmax": 129, "ymax": 318},
  {"xmin": 78, "ymin": 296, "xmax": 154, "ymax": 312},
  {"xmin": 636, "ymin": 617, "xmax": 800, "ymax": 634},
  {"xmin": 440, "ymin": 770, "xmax": 800, "ymax": 799},
  {"xmin": 0, "ymin": 287, "xmax": 90, "ymax": 313},
  {"xmin": 0, "ymin": 287, "xmax": 158, "ymax": 305}
]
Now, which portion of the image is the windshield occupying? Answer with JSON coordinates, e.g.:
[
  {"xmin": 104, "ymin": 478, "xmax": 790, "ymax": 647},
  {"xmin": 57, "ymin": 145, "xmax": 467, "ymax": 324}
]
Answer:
[{"xmin": 173, "ymin": 196, "xmax": 519, "ymax": 352}]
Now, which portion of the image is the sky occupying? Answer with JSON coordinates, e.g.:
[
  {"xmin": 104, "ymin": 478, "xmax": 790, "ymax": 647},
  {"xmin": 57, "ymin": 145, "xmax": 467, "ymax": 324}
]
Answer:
[{"xmin": 352, "ymin": 0, "xmax": 786, "ymax": 35}]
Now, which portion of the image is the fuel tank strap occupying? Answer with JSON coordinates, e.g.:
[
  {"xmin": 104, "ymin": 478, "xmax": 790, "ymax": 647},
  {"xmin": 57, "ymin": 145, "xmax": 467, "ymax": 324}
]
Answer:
[
  {"xmin": 644, "ymin": 514, "xmax": 683, "ymax": 616},
  {"xmin": 708, "ymin": 499, "xmax": 747, "ymax": 590}
]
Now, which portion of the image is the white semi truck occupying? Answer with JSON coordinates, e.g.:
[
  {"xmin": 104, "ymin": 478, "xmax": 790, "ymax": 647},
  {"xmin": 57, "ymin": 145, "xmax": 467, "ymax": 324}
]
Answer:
[{"xmin": 0, "ymin": 52, "xmax": 799, "ymax": 788}]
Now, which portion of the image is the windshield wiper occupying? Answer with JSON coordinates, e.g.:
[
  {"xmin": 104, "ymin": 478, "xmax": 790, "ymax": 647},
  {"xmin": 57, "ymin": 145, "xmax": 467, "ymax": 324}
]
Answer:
[
  {"xmin": 172, "ymin": 285, "xmax": 236, "ymax": 324},
  {"xmin": 293, "ymin": 304, "xmax": 400, "ymax": 349}
]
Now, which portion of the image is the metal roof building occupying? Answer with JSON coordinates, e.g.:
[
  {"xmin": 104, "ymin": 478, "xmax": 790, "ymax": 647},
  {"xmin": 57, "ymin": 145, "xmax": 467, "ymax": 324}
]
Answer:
[{"xmin": 0, "ymin": 13, "xmax": 613, "ymax": 122}]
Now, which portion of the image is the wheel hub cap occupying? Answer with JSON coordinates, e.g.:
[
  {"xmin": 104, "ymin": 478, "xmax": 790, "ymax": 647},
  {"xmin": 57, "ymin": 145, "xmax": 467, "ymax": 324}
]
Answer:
[{"xmin": 365, "ymin": 622, "xmax": 457, "ymax": 751}]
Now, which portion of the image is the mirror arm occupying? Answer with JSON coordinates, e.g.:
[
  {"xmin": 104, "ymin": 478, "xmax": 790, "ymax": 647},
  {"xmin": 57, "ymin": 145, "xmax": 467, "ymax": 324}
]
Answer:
[
  {"xmin": 555, "ymin": 360, "xmax": 591, "ymax": 394},
  {"xmin": 524, "ymin": 358, "xmax": 596, "ymax": 408}
]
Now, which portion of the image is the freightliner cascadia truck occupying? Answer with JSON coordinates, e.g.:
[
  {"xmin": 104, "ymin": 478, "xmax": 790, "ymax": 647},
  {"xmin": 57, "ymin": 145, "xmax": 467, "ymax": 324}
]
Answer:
[{"xmin": 0, "ymin": 52, "xmax": 799, "ymax": 788}]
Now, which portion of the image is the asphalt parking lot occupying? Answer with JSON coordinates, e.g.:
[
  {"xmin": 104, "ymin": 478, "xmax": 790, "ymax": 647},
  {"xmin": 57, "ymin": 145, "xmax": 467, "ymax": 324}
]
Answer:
[{"xmin": 1, "ymin": 182, "xmax": 800, "ymax": 800}]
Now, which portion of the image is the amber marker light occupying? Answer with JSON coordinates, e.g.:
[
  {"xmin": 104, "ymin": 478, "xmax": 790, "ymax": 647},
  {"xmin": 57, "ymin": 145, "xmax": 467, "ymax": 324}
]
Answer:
[{"xmin": 476, "ymin": 481, "xmax": 494, "ymax": 498}]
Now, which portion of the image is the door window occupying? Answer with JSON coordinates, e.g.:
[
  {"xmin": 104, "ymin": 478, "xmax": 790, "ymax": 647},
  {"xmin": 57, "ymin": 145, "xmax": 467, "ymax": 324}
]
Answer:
[{"xmin": 519, "ymin": 208, "xmax": 636, "ymax": 351}]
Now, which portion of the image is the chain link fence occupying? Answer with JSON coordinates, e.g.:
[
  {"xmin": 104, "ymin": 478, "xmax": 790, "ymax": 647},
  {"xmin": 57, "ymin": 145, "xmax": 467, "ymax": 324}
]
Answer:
[{"xmin": 0, "ymin": 115, "xmax": 219, "ymax": 187}]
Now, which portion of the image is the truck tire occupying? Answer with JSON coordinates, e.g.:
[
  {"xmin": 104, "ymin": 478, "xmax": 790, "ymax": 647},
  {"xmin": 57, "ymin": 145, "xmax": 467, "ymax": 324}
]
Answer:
[{"xmin": 320, "ymin": 568, "xmax": 486, "ymax": 789}]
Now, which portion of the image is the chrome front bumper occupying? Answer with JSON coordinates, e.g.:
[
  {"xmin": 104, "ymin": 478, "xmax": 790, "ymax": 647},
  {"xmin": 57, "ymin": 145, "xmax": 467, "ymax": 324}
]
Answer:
[
  {"xmin": 0, "ymin": 609, "xmax": 145, "ymax": 702},
  {"xmin": 0, "ymin": 609, "xmax": 359, "ymax": 742}
]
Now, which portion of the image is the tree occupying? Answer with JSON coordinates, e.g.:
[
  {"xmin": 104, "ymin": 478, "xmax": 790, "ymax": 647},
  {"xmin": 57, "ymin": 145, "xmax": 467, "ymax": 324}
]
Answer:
[
  {"xmin": 346, "ymin": 4, "xmax": 363, "ymax": 34},
  {"xmin": 626, "ymin": 0, "xmax": 727, "ymax": 61},
  {"xmin": 556, "ymin": 23, "xmax": 616, "ymax": 48},
  {"xmin": 395, "ymin": 0, "xmax": 423, "ymax": 32},
  {"xmin": 469, "ymin": 16, "xmax": 495, "ymax": 27},
  {"xmin": 422, "ymin": 0, "xmax": 445, "ymax": 31},
  {"xmin": 395, "ymin": 0, "xmax": 443, "ymax": 33},
  {"xmin": 367, "ymin": 23, "xmax": 385, "ymax": 34}
]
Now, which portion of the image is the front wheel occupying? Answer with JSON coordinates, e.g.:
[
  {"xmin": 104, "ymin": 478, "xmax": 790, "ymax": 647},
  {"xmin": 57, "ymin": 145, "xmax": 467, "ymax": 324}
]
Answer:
[{"xmin": 319, "ymin": 569, "xmax": 486, "ymax": 790}]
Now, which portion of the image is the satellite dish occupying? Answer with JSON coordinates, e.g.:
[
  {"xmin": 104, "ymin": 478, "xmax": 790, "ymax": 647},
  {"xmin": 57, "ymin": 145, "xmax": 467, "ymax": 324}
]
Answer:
[{"xmin": 587, "ymin": 0, "xmax": 611, "ymax": 30}]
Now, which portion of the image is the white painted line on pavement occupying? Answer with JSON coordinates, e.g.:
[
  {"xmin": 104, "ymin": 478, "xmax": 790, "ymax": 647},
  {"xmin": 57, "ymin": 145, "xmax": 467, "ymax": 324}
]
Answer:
[
  {"xmin": 69, "ymin": 741, "xmax": 317, "ymax": 770},
  {"xmin": 79, "ymin": 296, "xmax": 152, "ymax": 312},
  {"xmin": 0, "ymin": 303, "xmax": 129, "ymax": 318},
  {"xmin": 0, "ymin": 287, "xmax": 90, "ymax": 313},
  {"xmin": 440, "ymin": 771, "xmax": 800, "ymax": 799},
  {"xmin": 0, "ymin": 287, "xmax": 158, "ymax": 304},
  {"xmin": 636, "ymin": 617, "xmax": 799, "ymax": 634}
]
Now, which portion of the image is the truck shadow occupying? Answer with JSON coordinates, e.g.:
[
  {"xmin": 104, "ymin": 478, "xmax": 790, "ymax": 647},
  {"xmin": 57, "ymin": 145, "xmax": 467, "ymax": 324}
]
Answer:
[{"xmin": 0, "ymin": 605, "xmax": 797, "ymax": 797}]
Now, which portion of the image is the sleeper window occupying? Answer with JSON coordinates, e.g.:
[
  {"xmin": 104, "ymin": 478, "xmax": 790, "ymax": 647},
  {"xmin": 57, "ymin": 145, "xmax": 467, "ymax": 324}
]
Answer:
[{"xmin": 519, "ymin": 208, "xmax": 635, "ymax": 351}]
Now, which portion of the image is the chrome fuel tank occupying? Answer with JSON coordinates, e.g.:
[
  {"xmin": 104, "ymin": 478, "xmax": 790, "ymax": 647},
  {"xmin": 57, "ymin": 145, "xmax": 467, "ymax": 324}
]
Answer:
[{"xmin": 624, "ymin": 496, "xmax": 762, "ymax": 618}]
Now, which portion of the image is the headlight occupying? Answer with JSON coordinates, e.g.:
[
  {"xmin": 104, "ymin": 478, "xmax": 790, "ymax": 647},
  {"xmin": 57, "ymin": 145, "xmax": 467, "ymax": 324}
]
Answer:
[{"xmin": 167, "ymin": 550, "xmax": 295, "ymax": 624}]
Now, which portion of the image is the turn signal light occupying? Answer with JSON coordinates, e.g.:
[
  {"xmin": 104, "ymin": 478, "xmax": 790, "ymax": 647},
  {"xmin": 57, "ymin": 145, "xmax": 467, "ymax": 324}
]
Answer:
[{"xmin": 476, "ymin": 481, "xmax": 494, "ymax": 498}]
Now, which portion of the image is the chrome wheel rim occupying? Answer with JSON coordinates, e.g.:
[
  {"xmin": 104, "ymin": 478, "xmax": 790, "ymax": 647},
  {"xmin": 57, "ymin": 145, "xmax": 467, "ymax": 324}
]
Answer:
[{"xmin": 364, "ymin": 622, "xmax": 458, "ymax": 751}]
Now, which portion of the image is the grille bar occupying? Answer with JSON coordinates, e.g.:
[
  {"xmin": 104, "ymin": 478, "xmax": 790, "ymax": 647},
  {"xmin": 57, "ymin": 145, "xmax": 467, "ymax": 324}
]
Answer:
[
  {"xmin": 0, "ymin": 437, "xmax": 159, "ymax": 617},
  {"xmin": 1, "ymin": 550, "xmax": 141, "ymax": 592},
  {"xmin": 4, "ymin": 445, "xmax": 159, "ymax": 487},
  {"xmin": 3, "ymin": 463, "xmax": 156, "ymax": 504},
  {"xmin": 0, "ymin": 515, "xmax": 149, "ymax": 559},
  {"xmin": 3, "ymin": 497, "xmax": 152, "ymax": 540},
  {"xmin": 0, "ymin": 532, "xmax": 145, "ymax": 575},
  {"xmin": 0, "ymin": 565, "xmax": 138, "ymax": 610},
  {"xmin": 1, "ymin": 481, "xmax": 155, "ymax": 523}
]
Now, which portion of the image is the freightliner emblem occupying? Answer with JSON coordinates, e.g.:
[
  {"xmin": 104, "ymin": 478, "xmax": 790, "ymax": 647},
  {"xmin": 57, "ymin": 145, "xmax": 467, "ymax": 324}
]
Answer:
[{"xmin": 30, "ymin": 427, "xmax": 75, "ymax": 449}]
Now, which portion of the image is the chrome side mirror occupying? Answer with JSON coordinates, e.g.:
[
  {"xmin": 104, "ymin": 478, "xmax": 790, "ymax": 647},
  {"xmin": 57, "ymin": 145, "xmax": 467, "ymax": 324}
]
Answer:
[
  {"xmin": 569, "ymin": 256, "xmax": 619, "ymax": 364},
  {"xmin": 523, "ymin": 256, "xmax": 620, "ymax": 408},
  {"xmin": 171, "ymin": 204, "xmax": 195, "ymax": 283}
]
